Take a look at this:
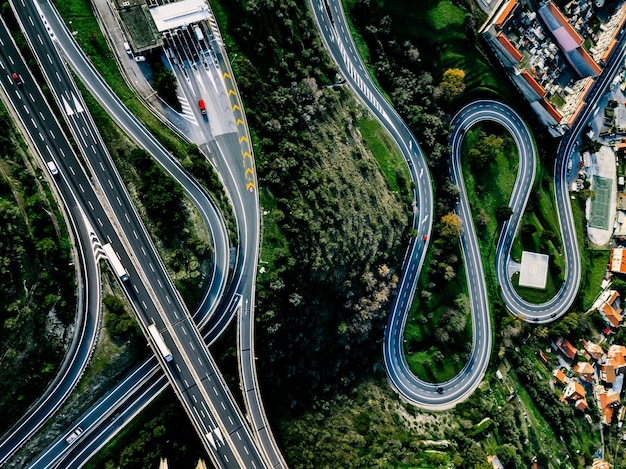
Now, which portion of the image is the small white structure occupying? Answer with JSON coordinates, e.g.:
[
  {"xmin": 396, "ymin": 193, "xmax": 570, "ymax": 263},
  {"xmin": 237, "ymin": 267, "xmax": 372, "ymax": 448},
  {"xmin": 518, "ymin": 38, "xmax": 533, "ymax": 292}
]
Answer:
[
  {"xmin": 150, "ymin": 0, "xmax": 210, "ymax": 32},
  {"xmin": 519, "ymin": 251, "xmax": 549, "ymax": 289}
]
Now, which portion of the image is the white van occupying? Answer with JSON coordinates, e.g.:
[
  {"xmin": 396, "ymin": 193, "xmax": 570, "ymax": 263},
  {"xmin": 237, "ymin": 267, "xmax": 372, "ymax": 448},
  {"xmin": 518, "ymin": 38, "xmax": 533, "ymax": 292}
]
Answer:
[
  {"xmin": 123, "ymin": 42, "xmax": 132, "ymax": 55},
  {"xmin": 46, "ymin": 161, "xmax": 59, "ymax": 175}
]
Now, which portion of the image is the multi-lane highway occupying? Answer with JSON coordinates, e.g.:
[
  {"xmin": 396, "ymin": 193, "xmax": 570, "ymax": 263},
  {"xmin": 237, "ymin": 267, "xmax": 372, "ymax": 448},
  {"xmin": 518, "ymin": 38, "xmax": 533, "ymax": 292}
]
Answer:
[
  {"xmin": 0, "ymin": 0, "xmax": 287, "ymax": 466},
  {"xmin": 0, "ymin": 0, "xmax": 273, "ymax": 466},
  {"xmin": 0, "ymin": 15, "xmax": 104, "ymax": 464}
]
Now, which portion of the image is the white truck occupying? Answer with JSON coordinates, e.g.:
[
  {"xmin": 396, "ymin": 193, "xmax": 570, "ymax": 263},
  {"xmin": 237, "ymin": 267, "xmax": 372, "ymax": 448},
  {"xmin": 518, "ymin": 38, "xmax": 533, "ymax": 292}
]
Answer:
[
  {"xmin": 194, "ymin": 25, "xmax": 204, "ymax": 42},
  {"xmin": 102, "ymin": 243, "xmax": 129, "ymax": 281},
  {"xmin": 148, "ymin": 324, "xmax": 173, "ymax": 362}
]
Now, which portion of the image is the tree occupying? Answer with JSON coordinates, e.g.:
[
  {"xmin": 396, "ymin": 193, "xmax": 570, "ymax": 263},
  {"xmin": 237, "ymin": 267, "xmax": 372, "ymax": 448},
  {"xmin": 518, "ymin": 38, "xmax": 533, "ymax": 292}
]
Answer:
[
  {"xmin": 477, "ymin": 134, "xmax": 504, "ymax": 159},
  {"xmin": 439, "ymin": 68, "xmax": 465, "ymax": 102},
  {"xmin": 152, "ymin": 65, "xmax": 181, "ymax": 112},
  {"xmin": 439, "ymin": 212, "xmax": 463, "ymax": 239},
  {"xmin": 495, "ymin": 205, "xmax": 513, "ymax": 222},
  {"xmin": 476, "ymin": 209, "xmax": 490, "ymax": 227},
  {"xmin": 496, "ymin": 443, "xmax": 522, "ymax": 468}
]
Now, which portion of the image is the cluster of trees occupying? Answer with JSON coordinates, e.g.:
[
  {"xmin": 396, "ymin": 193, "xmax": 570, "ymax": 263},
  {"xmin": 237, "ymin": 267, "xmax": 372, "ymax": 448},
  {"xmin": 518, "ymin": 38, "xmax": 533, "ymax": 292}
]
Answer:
[
  {"xmin": 127, "ymin": 148, "xmax": 186, "ymax": 233},
  {"xmin": 149, "ymin": 59, "xmax": 182, "ymax": 112},
  {"xmin": 278, "ymin": 380, "xmax": 457, "ymax": 468},
  {"xmin": 95, "ymin": 392, "xmax": 203, "ymax": 468},
  {"xmin": 508, "ymin": 348, "xmax": 576, "ymax": 440},
  {"xmin": 103, "ymin": 294, "xmax": 141, "ymax": 344},
  {"xmin": 468, "ymin": 132, "xmax": 504, "ymax": 169},
  {"xmin": 118, "ymin": 147, "xmax": 213, "ymax": 308},
  {"xmin": 217, "ymin": 0, "xmax": 409, "ymax": 411},
  {"xmin": 0, "ymin": 108, "xmax": 76, "ymax": 431}
]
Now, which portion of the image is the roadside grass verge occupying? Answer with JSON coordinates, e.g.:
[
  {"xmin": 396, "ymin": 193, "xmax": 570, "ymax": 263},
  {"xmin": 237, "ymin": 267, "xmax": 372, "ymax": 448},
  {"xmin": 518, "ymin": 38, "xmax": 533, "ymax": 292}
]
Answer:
[
  {"xmin": 581, "ymin": 249, "xmax": 609, "ymax": 310},
  {"xmin": 259, "ymin": 187, "xmax": 291, "ymax": 274},
  {"xmin": 357, "ymin": 115, "xmax": 410, "ymax": 194}
]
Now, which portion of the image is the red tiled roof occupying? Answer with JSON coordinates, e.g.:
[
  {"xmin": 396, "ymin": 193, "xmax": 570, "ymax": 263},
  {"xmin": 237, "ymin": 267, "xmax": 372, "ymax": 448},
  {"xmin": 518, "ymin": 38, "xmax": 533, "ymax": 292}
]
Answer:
[
  {"xmin": 574, "ymin": 362, "xmax": 595, "ymax": 379},
  {"xmin": 557, "ymin": 337, "xmax": 578, "ymax": 360},
  {"xmin": 547, "ymin": 2, "xmax": 583, "ymax": 46},
  {"xmin": 568, "ymin": 100, "xmax": 587, "ymax": 126},
  {"xmin": 578, "ymin": 46, "xmax": 602, "ymax": 76},
  {"xmin": 540, "ymin": 98, "xmax": 563, "ymax": 122},
  {"xmin": 554, "ymin": 369, "xmax": 567, "ymax": 384},
  {"xmin": 611, "ymin": 248, "xmax": 626, "ymax": 274},
  {"xmin": 573, "ymin": 382, "xmax": 586, "ymax": 398},
  {"xmin": 602, "ymin": 39, "xmax": 617, "ymax": 63},
  {"xmin": 602, "ymin": 364, "xmax": 616, "ymax": 383},
  {"xmin": 575, "ymin": 399, "xmax": 588, "ymax": 411},
  {"xmin": 584, "ymin": 340, "xmax": 604, "ymax": 359},
  {"xmin": 602, "ymin": 302, "xmax": 622, "ymax": 328},
  {"xmin": 495, "ymin": 0, "xmax": 518, "ymax": 28},
  {"xmin": 496, "ymin": 33, "xmax": 523, "ymax": 62},
  {"xmin": 521, "ymin": 70, "xmax": 546, "ymax": 96}
]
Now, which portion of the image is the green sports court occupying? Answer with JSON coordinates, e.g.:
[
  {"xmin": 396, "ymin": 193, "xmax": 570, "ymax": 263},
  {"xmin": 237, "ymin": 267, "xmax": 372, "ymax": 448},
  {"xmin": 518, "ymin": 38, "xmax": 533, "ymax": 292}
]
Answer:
[{"xmin": 589, "ymin": 175, "xmax": 612, "ymax": 230}]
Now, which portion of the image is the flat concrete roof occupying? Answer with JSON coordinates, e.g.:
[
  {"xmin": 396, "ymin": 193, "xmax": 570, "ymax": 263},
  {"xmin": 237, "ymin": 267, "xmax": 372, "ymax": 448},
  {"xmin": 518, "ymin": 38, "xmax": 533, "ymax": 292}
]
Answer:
[
  {"xmin": 519, "ymin": 251, "xmax": 549, "ymax": 289},
  {"xmin": 150, "ymin": 0, "xmax": 210, "ymax": 32}
]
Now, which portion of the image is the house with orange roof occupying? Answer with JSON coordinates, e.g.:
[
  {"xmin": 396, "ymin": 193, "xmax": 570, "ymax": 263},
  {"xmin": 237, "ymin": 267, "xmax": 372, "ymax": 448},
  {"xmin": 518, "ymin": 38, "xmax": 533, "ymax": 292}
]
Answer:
[
  {"xmin": 575, "ymin": 399, "xmax": 588, "ymax": 411},
  {"xmin": 563, "ymin": 380, "xmax": 586, "ymax": 401},
  {"xmin": 593, "ymin": 290, "xmax": 623, "ymax": 328},
  {"xmin": 583, "ymin": 339, "xmax": 605, "ymax": 361},
  {"xmin": 494, "ymin": 0, "xmax": 518, "ymax": 30},
  {"xmin": 601, "ymin": 363, "xmax": 616, "ymax": 384},
  {"xmin": 598, "ymin": 390, "xmax": 621, "ymax": 424},
  {"xmin": 553, "ymin": 368, "xmax": 567, "ymax": 386},
  {"xmin": 608, "ymin": 345, "xmax": 626, "ymax": 370},
  {"xmin": 574, "ymin": 362, "xmax": 596, "ymax": 383},
  {"xmin": 610, "ymin": 248, "xmax": 626, "ymax": 274},
  {"xmin": 556, "ymin": 337, "xmax": 578, "ymax": 360}
]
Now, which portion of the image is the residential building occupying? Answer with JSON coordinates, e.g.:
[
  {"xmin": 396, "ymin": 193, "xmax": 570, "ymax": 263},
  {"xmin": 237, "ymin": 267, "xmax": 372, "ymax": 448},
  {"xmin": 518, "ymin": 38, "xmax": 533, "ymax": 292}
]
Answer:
[
  {"xmin": 582, "ymin": 339, "xmax": 604, "ymax": 360},
  {"xmin": 553, "ymin": 368, "xmax": 568, "ymax": 385},
  {"xmin": 556, "ymin": 337, "xmax": 578, "ymax": 360},
  {"xmin": 574, "ymin": 361, "xmax": 596, "ymax": 383},
  {"xmin": 611, "ymin": 248, "xmax": 626, "ymax": 274},
  {"xmin": 481, "ymin": 0, "xmax": 626, "ymax": 136},
  {"xmin": 592, "ymin": 289, "xmax": 623, "ymax": 328}
]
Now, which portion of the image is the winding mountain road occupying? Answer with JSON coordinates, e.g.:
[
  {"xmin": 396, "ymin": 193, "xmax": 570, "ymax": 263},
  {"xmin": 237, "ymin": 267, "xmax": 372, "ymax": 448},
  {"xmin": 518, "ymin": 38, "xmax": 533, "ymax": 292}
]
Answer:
[{"xmin": 308, "ymin": 0, "xmax": 625, "ymax": 409}]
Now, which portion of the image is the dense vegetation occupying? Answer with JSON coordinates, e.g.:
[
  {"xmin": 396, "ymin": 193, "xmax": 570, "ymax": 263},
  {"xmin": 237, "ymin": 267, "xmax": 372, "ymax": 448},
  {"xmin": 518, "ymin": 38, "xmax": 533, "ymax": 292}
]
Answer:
[
  {"xmin": 214, "ymin": 0, "xmax": 411, "ymax": 412},
  {"xmin": 0, "ymin": 107, "xmax": 76, "ymax": 431},
  {"xmin": 87, "ymin": 390, "xmax": 204, "ymax": 469}
]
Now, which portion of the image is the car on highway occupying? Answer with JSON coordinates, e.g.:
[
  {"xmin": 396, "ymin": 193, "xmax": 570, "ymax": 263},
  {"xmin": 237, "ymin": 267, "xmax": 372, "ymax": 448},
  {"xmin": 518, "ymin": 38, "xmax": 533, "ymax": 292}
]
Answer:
[
  {"xmin": 46, "ymin": 161, "xmax": 59, "ymax": 175},
  {"xmin": 198, "ymin": 99, "xmax": 207, "ymax": 115},
  {"xmin": 65, "ymin": 427, "xmax": 83, "ymax": 444},
  {"xmin": 422, "ymin": 235, "xmax": 428, "ymax": 241},
  {"xmin": 436, "ymin": 387, "xmax": 444, "ymax": 394},
  {"xmin": 11, "ymin": 72, "xmax": 23, "ymax": 85}
]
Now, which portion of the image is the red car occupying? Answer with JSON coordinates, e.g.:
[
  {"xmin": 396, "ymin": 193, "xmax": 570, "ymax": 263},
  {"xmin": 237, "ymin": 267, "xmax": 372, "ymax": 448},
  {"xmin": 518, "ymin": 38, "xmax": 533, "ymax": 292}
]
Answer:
[
  {"xmin": 198, "ymin": 99, "xmax": 207, "ymax": 115},
  {"xmin": 11, "ymin": 73, "xmax": 23, "ymax": 85},
  {"xmin": 422, "ymin": 235, "xmax": 428, "ymax": 241}
]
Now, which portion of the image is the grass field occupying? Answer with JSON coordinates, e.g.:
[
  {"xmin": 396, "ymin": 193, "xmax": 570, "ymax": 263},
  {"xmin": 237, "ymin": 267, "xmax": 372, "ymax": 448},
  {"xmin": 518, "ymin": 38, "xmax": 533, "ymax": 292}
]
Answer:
[
  {"xmin": 357, "ymin": 115, "xmax": 410, "ymax": 194},
  {"xmin": 581, "ymin": 250, "xmax": 610, "ymax": 310}
]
